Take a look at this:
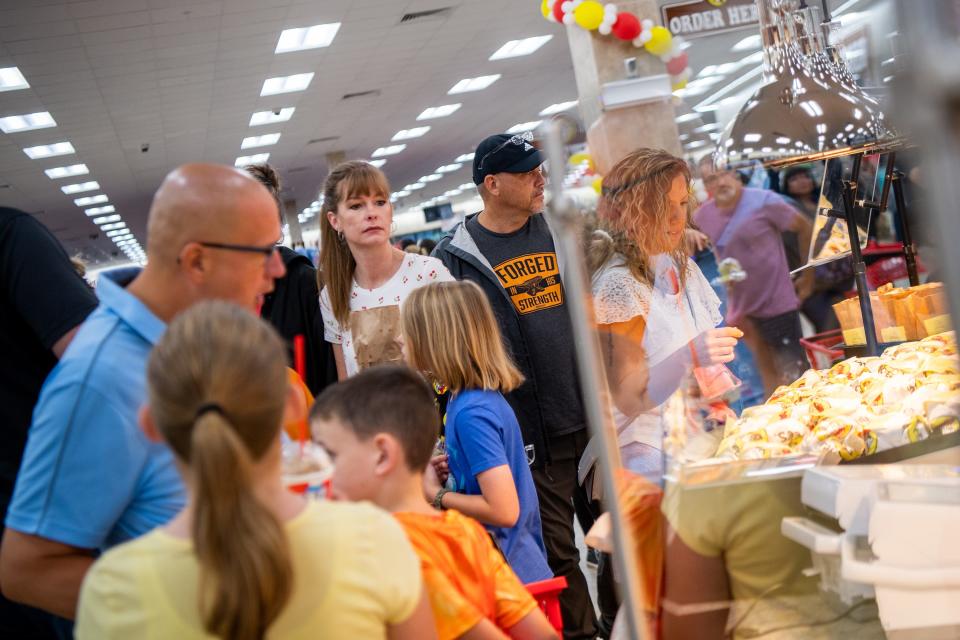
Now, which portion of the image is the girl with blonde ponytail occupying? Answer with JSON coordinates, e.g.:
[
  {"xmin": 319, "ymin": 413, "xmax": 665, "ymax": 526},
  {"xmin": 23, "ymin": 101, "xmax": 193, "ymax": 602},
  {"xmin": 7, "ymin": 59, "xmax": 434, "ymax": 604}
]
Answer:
[{"xmin": 76, "ymin": 301, "xmax": 435, "ymax": 640}]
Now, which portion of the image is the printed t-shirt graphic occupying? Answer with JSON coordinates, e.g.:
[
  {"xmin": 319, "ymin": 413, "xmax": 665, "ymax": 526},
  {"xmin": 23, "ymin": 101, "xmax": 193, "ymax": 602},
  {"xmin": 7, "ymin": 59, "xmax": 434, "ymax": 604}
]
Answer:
[{"xmin": 492, "ymin": 252, "xmax": 563, "ymax": 315}]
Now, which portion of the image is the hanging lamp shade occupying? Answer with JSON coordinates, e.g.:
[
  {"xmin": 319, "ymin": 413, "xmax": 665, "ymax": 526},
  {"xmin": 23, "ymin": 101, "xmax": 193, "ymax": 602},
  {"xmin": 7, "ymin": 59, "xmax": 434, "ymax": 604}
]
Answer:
[{"xmin": 714, "ymin": 0, "xmax": 902, "ymax": 169}]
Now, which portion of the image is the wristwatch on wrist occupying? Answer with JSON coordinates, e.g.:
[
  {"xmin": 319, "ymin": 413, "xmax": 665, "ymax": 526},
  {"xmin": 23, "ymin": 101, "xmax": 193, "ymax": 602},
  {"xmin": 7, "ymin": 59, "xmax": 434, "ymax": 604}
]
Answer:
[{"xmin": 432, "ymin": 488, "xmax": 449, "ymax": 510}]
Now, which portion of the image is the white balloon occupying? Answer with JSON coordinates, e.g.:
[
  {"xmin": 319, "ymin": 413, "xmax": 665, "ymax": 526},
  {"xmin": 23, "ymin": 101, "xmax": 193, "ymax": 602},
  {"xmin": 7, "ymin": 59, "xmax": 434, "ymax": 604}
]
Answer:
[
  {"xmin": 561, "ymin": 1, "xmax": 574, "ymax": 12},
  {"xmin": 640, "ymin": 31, "xmax": 653, "ymax": 44},
  {"xmin": 563, "ymin": 13, "xmax": 576, "ymax": 25},
  {"xmin": 632, "ymin": 37, "xmax": 644, "ymax": 47},
  {"xmin": 641, "ymin": 19, "xmax": 654, "ymax": 30},
  {"xmin": 599, "ymin": 24, "xmax": 612, "ymax": 35}
]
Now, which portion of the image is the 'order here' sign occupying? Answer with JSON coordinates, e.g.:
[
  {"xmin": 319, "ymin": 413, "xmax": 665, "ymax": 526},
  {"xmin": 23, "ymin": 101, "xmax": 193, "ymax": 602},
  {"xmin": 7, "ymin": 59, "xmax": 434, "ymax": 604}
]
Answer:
[{"xmin": 661, "ymin": 0, "xmax": 760, "ymax": 38}]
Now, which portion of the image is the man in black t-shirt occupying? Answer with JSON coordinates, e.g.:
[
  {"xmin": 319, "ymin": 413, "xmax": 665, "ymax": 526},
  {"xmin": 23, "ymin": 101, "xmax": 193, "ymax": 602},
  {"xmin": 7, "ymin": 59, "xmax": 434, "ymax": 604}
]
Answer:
[
  {"xmin": 434, "ymin": 134, "xmax": 598, "ymax": 639},
  {"xmin": 0, "ymin": 207, "xmax": 97, "ymax": 637}
]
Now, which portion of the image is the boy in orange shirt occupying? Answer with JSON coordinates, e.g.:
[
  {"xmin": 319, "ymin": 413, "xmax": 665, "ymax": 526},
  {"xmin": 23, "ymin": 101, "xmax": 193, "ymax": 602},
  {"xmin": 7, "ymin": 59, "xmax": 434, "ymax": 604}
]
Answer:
[{"xmin": 311, "ymin": 366, "xmax": 557, "ymax": 640}]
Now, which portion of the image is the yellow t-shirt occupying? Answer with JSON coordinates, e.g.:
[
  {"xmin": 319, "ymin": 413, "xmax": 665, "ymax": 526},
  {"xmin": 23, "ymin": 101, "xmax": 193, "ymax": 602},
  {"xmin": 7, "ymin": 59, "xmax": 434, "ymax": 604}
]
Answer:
[
  {"xmin": 76, "ymin": 501, "xmax": 422, "ymax": 640},
  {"xmin": 394, "ymin": 510, "xmax": 538, "ymax": 640}
]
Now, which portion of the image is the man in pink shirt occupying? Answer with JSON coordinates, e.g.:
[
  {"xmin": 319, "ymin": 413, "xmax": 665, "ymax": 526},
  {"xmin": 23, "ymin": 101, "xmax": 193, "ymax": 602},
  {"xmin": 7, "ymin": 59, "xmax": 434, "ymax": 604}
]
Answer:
[{"xmin": 695, "ymin": 158, "xmax": 814, "ymax": 397}]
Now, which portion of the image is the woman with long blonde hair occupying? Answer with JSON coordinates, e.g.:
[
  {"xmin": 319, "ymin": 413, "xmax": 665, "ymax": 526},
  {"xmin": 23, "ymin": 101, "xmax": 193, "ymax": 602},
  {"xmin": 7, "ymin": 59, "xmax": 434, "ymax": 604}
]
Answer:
[
  {"xmin": 76, "ymin": 301, "xmax": 434, "ymax": 640},
  {"xmin": 318, "ymin": 161, "xmax": 452, "ymax": 380},
  {"xmin": 585, "ymin": 148, "xmax": 742, "ymax": 476},
  {"xmin": 402, "ymin": 280, "xmax": 553, "ymax": 585}
]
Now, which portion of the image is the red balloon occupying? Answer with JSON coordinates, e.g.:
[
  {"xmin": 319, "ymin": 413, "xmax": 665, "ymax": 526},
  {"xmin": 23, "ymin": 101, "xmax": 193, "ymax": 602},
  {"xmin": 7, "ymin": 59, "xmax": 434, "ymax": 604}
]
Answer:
[
  {"xmin": 552, "ymin": 0, "xmax": 566, "ymax": 23},
  {"xmin": 666, "ymin": 51, "xmax": 689, "ymax": 76},
  {"xmin": 611, "ymin": 12, "xmax": 641, "ymax": 40}
]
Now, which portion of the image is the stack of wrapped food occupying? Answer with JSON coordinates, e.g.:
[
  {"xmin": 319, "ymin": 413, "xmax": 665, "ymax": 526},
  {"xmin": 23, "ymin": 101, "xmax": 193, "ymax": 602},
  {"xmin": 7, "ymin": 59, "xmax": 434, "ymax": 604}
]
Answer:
[{"xmin": 715, "ymin": 332, "xmax": 960, "ymax": 462}]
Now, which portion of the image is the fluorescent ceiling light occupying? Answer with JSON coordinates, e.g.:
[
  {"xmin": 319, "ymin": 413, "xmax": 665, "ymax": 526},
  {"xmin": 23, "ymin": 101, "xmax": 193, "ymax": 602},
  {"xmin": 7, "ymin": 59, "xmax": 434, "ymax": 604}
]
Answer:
[
  {"xmin": 458, "ymin": 182, "xmax": 475, "ymax": 190},
  {"xmin": 393, "ymin": 190, "xmax": 411, "ymax": 198},
  {"xmin": 275, "ymin": 23, "xmax": 341, "ymax": 53},
  {"xmin": 444, "ymin": 189, "xmax": 462, "ymax": 197},
  {"xmin": 85, "ymin": 205, "xmax": 114, "ymax": 215},
  {"xmin": 675, "ymin": 113, "xmax": 701, "ymax": 124},
  {"xmin": 455, "ymin": 152, "xmax": 475, "ymax": 162},
  {"xmin": 241, "ymin": 133, "xmax": 281, "ymax": 149},
  {"xmin": 368, "ymin": 159, "xmax": 386, "ymax": 168},
  {"xmin": 24, "ymin": 142, "xmax": 74, "ymax": 159},
  {"xmin": 74, "ymin": 194, "xmax": 107, "ymax": 206},
  {"xmin": 420, "ymin": 174, "xmax": 441, "ymax": 182},
  {"xmin": 417, "ymin": 103, "xmax": 462, "ymax": 120},
  {"xmin": 436, "ymin": 163, "xmax": 462, "ymax": 173},
  {"xmin": 45, "ymin": 164, "xmax": 89, "ymax": 179},
  {"xmin": 448, "ymin": 74, "xmax": 501, "ymax": 94},
  {"xmin": 372, "ymin": 144, "xmax": 406, "ymax": 157},
  {"xmin": 249, "ymin": 108, "xmax": 295, "ymax": 126},
  {"xmin": 489, "ymin": 35, "xmax": 552, "ymax": 60},
  {"xmin": 732, "ymin": 34, "xmax": 762, "ymax": 51},
  {"xmin": 0, "ymin": 66, "xmax": 29, "ymax": 92},
  {"xmin": 404, "ymin": 182, "xmax": 426, "ymax": 190},
  {"xmin": 116, "ymin": 238, "xmax": 136, "ymax": 246},
  {"xmin": 100, "ymin": 222, "xmax": 126, "ymax": 231},
  {"xmin": 107, "ymin": 229, "xmax": 128, "ymax": 237},
  {"xmin": 693, "ymin": 123, "xmax": 722, "ymax": 133},
  {"xmin": 0, "ymin": 111, "xmax": 56, "ymax": 133},
  {"xmin": 93, "ymin": 214, "xmax": 121, "ymax": 224},
  {"xmin": 61, "ymin": 181, "xmax": 100, "ymax": 194},
  {"xmin": 685, "ymin": 140, "xmax": 709, "ymax": 149},
  {"xmin": 234, "ymin": 153, "xmax": 270, "ymax": 167},
  {"xmin": 113, "ymin": 234, "xmax": 134, "ymax": 241},
  {"xmin": 539, "ymin": 100, "xmax": 578, "ymax": 116},
  {"xmin": 392, "ymin": 126, "xmax": 430, "ymax": 141},
  {"xmin": 506, "ymin": 121, "xmax": 541, "ymax": 134},
  {"xmin": 260, "ymin": 72, "xmax": 314, "ymax": 96}
]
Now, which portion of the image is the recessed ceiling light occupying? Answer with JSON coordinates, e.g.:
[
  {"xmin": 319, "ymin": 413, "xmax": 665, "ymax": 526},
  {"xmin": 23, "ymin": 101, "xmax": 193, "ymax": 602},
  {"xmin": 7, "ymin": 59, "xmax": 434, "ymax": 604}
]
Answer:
[
  {"xmin": 372, "ymin": 144, "xmax": 406, "ymax": 157},
  {"xmin": 61, "ymin": 181, "xmax": 100, "ymax": 194},
  {"xmin": 448, "ymin": 75, "xmax": 501, "ymax": 94},
  {"xmin": 436, "ymin": 163, "xmax": 462, "ymax": 173},
  {"xmin": 74, "ymin": 194, "xmax": 107, "ymax": 206},
  {"xmin": 506, "ymin": 121, "xmax": 542, "ymax": 134},
  {"xmin": 241, "ymin": 133, "xmax": 281, "ymax": 149},
  {"xmin": 489, "ymin": 35, "xmax": 553, "ymax": 60},
  {"xmin": 419, "ymin": 174, "xmax": 442, "ymax": 182},
  {"xmin": 368, "ymin": 159, "xmax": 387, "ymax": 168},
  {"xmin": 0, "ymin": 111, "xmax": 56, "ymax": 133},
  {"xmin": 392, "ymin": 127, "xmax": 430, "ymax": 141},
  {"xmin": 115, "ymin": 238, "xmax": 136, "ymax": 245},
  {"xmin": 455, "ymin": 152, "xmax": 475, "ymax": 162},
  {"xmin": 84, "ymin": 205, "xmax": 114, "ymax": 215},
  {"xmin": 539, "ymin": 100, "xmax": 578, "ymax": 116},
  {"xmin": 458, "ymin": 182, "xmax": 475, "ymax": 190},
  {"xmin": 393, "ymin": 190, "xmax": 411, "ymax": 198},
  {"xmin": 260, "ymin": 72, "xmax": 314, "ymax": 96},
  {"xmin": 417, "ymin": 103, "xmax": 462, "ymax": 120},
  {"xmin": 249, "ymin": 108, "xmax": 295, "ymax": 126},
  {"xmin": 100, "ymin": 222, "xmax": 126, "ymax": 231},
  {"xmin": 24, "ymin": 142, "xmax": 75, "ymax": 159},
  {"xmin": 675, "ymin": 113, "xmax": 701, "ymax": 124},
  {"xmin": 234, "ymin": 153, "xmax": 270, "ymax": 167},
  {"xmin": 404, "ymin": 182, "xmax": 426, "ymax": 190},
  {"xmin": 45, "ymin": 164, "xmax": 89, "ymax": 179},
  {"xmin": 92, "ymin": 214, "xmax": 121, "ymax": 224},
  {"xmin": 107, "ymin": 229, "xmax": 129, "ymax": 237},
  {"xmin": 275, "ymin": 22, "xmax": 341, "ymax": 53},
  {"xmin": 0, "ymin": 66, "xmax": 29, "ymax": 92},
  {"xmin": 732, "ymin": 34, "xmax": 762, "ymax": 52},
  {"xmin": 113, "ymin": 234, "xmax": 134, "ymax": 241},
  {"xmin": 444, "ymin": 189, "xmax": 462, "ymax": 197}
]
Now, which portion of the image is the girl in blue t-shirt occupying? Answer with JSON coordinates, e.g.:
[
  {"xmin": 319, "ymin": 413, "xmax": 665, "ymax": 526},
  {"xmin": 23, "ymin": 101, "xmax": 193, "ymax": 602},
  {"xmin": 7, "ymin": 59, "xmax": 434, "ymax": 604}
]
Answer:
[{"xmin": 400, "ymin": 280, "xmax": 553, "ymax": 584}]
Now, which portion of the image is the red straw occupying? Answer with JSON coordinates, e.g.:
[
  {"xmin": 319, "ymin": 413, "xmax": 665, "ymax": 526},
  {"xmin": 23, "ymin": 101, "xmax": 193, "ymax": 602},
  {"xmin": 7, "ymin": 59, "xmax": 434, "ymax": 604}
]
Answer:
[{"xmin": 293, "ymin": 335, "xmax": 307, "ymax": 449}]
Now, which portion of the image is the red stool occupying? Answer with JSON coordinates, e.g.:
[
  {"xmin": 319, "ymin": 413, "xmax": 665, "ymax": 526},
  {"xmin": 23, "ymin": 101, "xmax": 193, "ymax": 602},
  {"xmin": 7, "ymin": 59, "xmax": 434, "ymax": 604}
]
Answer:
[{"xmin": 525, "ymin": 576, "xmax": 567, "ymax": 633}]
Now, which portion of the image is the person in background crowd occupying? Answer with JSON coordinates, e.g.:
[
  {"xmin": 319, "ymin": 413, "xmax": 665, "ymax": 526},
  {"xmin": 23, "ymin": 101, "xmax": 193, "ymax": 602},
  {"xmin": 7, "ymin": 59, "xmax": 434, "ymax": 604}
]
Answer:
[
  {"xmin": 433, "ymin": 133, "xmax": 597, "ymax": 639},
  {"xmin": 245, "ymin": 163, "xmax": 336, "ymax": 396},
  {"xmin": 696, "ymin": 157, "xmax": 814, "ymax": 398},
  {"xmin": 311, "ymin": 365, "xmax": 556, "ymax": 640},
  {"xmin": 76, "ymin": 303, "xmax": 432, "ymax": 640},
  {"xmin": 1, "ymin": 164, "xmax": 286, "ymax": 623},
  {"xmin": 419, "ymin": 237, "xmax": 437, "ymax": 255},
  {"xmin": 402, "ymin": 281, "xmax": 553, "ymax": 585},
  {"xmin": 0, "ymin": 207, "xmax": 99, "ymax": 638},
  {"xmin": 318, "ymin": 161, "xmax": 452, "ymax": 379}
]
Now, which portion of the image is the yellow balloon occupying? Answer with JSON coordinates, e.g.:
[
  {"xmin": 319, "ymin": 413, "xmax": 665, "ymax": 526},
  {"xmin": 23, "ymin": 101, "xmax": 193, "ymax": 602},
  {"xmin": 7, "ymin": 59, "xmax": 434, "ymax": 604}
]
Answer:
[
  {"xmin": 672, "ymin": 78, "xmax": 688, "ymax": 92},
  {"xmin": 592, "ymin": 176, "xmax": 603, "ymax": 195},
  {"xmin": 568, "ymin": 152, "xmax": 594, "ymax": 170},
  {"xmin": 574, "ymin": 1, "xmax": 605, "ymax": 31},
  {"xmin": 541, "ymin": 0, "xmax": 552, "ymax": 20},
  {"xmin": 644, "ymin": 26, "xmax": 673, "ymax": 56}
]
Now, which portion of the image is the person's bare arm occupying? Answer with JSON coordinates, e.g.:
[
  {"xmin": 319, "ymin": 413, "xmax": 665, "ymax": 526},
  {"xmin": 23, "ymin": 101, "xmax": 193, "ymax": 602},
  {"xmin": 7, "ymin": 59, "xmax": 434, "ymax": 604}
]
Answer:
[
  {"xmin": 426, "ymin": 465, "xmax": 520, "ymax": 528},
  {"xmin": 0, "ymin": 529, "xmax": 95, "ymax": 619},
  {"xmin": 598, "ymin": 318, "xmax": 654, "ymax": 418},
  {"xmin": 51, "ymin": 324, "xmax": 83, "ymax": 359},
  {"xmin": 506, "ymin": 609, "xmax": 559, "ymax": 640},
  {"xmin": 387, "ymin": 586, "xmax": 438, "ymax": 640},
  {"xmin": 459, "ymin": 618, "xmax": 511, "ymax": 640},
  {"xmin": 332, "ymin": 343, "xmax": 347, "ymax": 381},
  {"xmin": 661, "ymin": 525, "xmax": 731, "ymax": 640}
]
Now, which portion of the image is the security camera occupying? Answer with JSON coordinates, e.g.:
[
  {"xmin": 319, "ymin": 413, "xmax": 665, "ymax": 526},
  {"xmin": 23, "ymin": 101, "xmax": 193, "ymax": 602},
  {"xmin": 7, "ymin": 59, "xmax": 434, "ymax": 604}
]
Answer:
[{"xmin": 272, "ymin": 107, "xmax": 282, "ymax": 115}]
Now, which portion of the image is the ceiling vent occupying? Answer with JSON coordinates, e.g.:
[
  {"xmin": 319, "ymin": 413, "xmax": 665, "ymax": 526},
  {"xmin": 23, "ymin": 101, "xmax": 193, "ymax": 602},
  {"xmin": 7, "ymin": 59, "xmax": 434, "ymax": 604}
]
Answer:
[
  {"xmin": 341, "ymin": 89, "xmax": 381, "ymax": 101},
  {"xmin": 399, "ymin": 7, "xmax": 453, "ymax": 24},
  {"xmin": 307, "ymin": 136, "xmax": 340, "ymax": 145}
]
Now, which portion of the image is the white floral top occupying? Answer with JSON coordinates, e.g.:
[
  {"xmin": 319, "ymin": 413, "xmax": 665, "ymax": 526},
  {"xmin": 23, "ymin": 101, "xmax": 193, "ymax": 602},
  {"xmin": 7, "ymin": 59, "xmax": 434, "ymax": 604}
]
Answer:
[{"xmin": 320, "ymin": 254, "xmax": 453, "ymax": 378}]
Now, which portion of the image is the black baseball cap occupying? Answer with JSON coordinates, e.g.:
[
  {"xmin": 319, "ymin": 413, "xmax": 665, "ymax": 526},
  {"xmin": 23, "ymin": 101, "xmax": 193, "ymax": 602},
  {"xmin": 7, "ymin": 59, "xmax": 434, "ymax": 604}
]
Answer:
[{"xmin": 472, "ymin": 132, "xmax": 543, "ymax": 185}]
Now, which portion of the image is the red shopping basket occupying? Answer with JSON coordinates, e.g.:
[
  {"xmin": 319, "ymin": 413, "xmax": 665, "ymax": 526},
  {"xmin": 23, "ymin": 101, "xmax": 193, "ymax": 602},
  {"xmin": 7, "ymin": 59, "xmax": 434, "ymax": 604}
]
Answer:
[
  {"xmin": 800, "ymin": 329, "xmax": 845, "ymax": 370},
  {"xmin": 526, "ymin": 576, "xmax": 567, "ymax": 633}
]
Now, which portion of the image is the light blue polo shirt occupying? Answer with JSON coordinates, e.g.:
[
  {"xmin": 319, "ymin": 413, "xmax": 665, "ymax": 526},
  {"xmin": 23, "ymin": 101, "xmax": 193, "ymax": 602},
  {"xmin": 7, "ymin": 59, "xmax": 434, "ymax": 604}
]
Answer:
[{"xmin": 6, "ymin": 272, "xmax": 185, "ymax": 550}]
